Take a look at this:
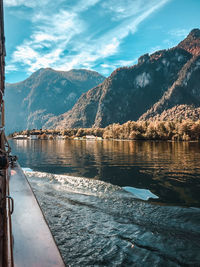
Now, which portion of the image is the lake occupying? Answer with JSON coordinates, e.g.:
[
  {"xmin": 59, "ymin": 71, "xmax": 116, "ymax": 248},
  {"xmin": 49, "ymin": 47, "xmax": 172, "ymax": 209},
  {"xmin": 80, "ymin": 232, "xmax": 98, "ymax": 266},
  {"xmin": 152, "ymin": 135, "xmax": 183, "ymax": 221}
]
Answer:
[{"xmin": 9, "ymin": 139, "xmax": 200, "ymax": 266}]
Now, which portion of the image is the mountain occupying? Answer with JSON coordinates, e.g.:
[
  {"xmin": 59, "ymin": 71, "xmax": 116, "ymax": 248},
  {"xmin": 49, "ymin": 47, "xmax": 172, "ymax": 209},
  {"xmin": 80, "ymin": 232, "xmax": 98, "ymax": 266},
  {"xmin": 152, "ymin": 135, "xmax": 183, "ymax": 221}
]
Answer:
[
  {"xmin": 45, "ymin": 33, "xmax": 199, "ymax": 129},
  {"xmin": 5, "ymin": 68, "xmax": 105, "ymax": 133},
  {"xmin": 45, "ymin": 29, "xmax": 200, "ymax": 129},
  {"xmin": 140, "ymin": 29, "xmax": 200, "ymax": 121},
  {"xmin": 178, "ymin": 28, "xmax": 200, "ymax": 56},
  {"xmin": 7, "ymin": 29, "xmax": 200, "ymax": 133}
]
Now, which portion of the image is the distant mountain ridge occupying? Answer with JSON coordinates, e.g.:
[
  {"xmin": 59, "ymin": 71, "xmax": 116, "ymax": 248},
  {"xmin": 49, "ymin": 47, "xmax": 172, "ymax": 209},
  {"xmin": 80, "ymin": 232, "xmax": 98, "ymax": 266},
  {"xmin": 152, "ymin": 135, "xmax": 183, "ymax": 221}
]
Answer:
[
  {"xmin": 45, "ymin": 29, "xmax": 200, "ymax": 129},
  {"xmin": 6, "ymin": 29, "xmax": 200, "ymax": 133},
  {"xmin": 5, "ymin": 68, "xmax": 105, "ymax": 133}
]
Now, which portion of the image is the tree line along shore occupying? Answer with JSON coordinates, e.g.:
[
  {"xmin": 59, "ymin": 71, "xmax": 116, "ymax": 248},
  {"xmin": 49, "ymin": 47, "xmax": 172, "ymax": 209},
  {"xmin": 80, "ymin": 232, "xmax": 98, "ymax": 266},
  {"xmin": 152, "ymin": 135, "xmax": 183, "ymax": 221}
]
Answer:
[{"xmin": 9, "ymin": 120, "xmax": 200, "ymax": 141}]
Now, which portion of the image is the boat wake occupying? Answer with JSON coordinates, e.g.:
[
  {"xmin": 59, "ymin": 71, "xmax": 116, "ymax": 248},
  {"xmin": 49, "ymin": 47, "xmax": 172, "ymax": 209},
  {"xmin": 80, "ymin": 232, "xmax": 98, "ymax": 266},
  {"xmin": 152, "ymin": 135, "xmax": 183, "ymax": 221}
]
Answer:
[{"xmin": 24, "ymin": 169, "xmax": 200, "ymax": 266}]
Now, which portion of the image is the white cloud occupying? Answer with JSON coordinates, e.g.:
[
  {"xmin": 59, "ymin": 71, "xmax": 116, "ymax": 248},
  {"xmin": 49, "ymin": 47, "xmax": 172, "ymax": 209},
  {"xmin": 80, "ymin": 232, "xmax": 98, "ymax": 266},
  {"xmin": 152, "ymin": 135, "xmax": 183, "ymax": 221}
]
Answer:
[
  {"xmin": 149, "ymin": 45, "xmax": 162, "ymax": 54},
  {"xmin": 169, "ymin": 29, "xmax": 189, "ymax": 38},
  {"xmin": 88, "ymin": 0, "xmax": 171, "ymax": 53},
  {"xmin": 102, "ymin": 0, "xmax": 147, "ymax": 20},
  {"xmin": 10, "ymin": 9, "xmax": 85, "ymax": 72},
  {"xmin": 101, "ymin": 0, "xmax": 170, "ymax": 21},
  {"xmin": 73, "ymin": 0, "xmax": 101, "ymax": 12},
  {"xmin": 101, "ymin": 64, "xmax": 111, "ymax": 68},
  {"xmin": 100, "ymin": 59, "xmax": 136, "ymax": 73},
  {"xmin": 117, "ymin": 59, "xmax": 137, "ymax": 66},
  {"xmin": 100, "ymin": 38, "xmax": 120, "ymax": 57},
  {"xmin": 4, "ymin": 0, "xmax": 50, "ymax": 7},
  {"xmin": 161, "ymin": 29, "xmax": 189, "ymax": 49},
  {"xmin": 4, "ymin": 0, "xmax": 28, "ymax": 7},
  {"xmin": 5, "ymin": 0, "xmax": 100, "ymax": 9},
  {"xmin": 5, "ymin": 64, "xmax": 18, "ymax": 73},
  {"xmin": 61, "ymin": 0, "xmax": 171, "ymax": 71},
  {"xmin": 6, "ymin": 0, "xmax": 171, "ymax": 76}
]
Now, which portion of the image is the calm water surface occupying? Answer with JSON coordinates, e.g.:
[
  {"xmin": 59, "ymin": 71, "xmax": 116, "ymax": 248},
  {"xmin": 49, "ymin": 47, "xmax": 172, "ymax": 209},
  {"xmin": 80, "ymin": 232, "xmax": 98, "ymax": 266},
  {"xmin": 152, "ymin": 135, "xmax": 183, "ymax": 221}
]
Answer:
[
  {"xmin": 10, "ymin": 139, "xmax": 200, "ymax": 207},
  {"xmin": 9, "ymin": 140, "xmax": 200, "ymax": 266}
]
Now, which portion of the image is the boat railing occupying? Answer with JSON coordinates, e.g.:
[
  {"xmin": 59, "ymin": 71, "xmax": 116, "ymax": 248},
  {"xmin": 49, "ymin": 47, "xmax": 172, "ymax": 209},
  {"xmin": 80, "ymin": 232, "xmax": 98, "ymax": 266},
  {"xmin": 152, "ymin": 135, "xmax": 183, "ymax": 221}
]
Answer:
[{"xmin": 0, "ymin": 0, "xmax": 14, "ymax": 266}]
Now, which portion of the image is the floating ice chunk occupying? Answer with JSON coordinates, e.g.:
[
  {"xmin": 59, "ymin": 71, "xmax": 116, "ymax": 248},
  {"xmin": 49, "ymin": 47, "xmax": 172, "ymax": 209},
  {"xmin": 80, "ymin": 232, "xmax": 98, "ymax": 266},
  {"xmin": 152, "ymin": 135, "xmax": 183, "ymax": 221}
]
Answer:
[{"xmin": 123, "ymin": 186, "xmax": 159, "ymax": 200}]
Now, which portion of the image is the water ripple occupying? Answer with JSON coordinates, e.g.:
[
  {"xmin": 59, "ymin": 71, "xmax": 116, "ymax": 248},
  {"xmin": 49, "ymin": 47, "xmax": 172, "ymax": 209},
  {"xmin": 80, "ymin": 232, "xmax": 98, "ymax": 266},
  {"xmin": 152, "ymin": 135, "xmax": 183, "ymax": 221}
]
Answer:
[{"xmin": 25, "ymin": 170, "xmax": 200, "ymax": 266}]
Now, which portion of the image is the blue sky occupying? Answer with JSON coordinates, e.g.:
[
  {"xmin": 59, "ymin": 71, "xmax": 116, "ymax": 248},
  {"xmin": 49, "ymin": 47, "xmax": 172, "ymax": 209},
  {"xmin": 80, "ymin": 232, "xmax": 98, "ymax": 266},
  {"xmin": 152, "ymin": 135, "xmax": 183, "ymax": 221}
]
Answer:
[{"xmin": 4, "ymin": 0, "xmax": 200, "ymax": 83}]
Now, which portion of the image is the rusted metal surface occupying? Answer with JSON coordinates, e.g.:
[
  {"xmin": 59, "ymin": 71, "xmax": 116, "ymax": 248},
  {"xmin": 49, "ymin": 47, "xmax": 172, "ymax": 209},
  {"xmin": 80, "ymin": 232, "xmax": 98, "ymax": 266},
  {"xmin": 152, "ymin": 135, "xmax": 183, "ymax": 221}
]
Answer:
[{"xmin": 10, "ymin": 164, "xmax": 65, "ymax": 267}]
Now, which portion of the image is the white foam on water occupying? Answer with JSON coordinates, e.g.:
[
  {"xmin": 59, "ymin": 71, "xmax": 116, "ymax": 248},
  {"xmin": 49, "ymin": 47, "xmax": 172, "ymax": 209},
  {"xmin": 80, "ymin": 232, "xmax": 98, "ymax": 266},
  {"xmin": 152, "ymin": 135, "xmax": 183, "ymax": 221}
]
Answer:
[
  {"xmin": 123, "ymin": 186, "xmax": 159, "ymax": 200},
  {"xmin": 22, "ymin": 167, "xmax": 33, "ymax": 172},
  {"xmin": 24, "ymin": 170, "xmax": 126, "ymax": 198},
  {"xmin": 24, "ymin": 170, "xmax": 158, "ymax": 201},
  {"xmin": 23, "ymin": 170, "xmax": 200, "ymax": 266}
]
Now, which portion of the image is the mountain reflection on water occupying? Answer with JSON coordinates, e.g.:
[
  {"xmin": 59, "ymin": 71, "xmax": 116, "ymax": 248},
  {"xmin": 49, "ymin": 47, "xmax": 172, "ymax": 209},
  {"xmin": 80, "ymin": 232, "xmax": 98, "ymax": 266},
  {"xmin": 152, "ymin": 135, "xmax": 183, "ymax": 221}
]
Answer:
[{"xmin": 10, "ymin": 139, "xmax": 200, "ymax": 207}]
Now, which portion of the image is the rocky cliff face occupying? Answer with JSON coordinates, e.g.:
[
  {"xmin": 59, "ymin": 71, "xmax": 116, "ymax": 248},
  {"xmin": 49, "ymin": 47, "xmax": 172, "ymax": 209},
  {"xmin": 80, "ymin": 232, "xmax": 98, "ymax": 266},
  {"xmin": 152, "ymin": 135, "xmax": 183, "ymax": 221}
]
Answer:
[
  {"xmin": 178, "ymin": 29, "xmax": 200, "ymax": 56},
  {"xmin": 140, "ymin": 29, "xmax": 200, "ymax": 121},
  {"xmin": 5, "ymin": 68, "xmax": 105, "ymax": 133},
  {"xmin": 45, "ymin": 28, "xmax": 200, "ymax": 129}
]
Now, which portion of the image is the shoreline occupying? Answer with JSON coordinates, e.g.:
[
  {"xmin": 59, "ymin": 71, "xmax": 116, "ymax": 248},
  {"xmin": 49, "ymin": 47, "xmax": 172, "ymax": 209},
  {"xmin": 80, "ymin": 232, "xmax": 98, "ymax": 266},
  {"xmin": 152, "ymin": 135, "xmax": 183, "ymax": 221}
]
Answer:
[
  {"xmin": 8, "ymin": 119, "xmax": 200, "ymax": 142},
  {"xmin": 9, "ymin": 137, "xmax": 200, "ymax": 143}
]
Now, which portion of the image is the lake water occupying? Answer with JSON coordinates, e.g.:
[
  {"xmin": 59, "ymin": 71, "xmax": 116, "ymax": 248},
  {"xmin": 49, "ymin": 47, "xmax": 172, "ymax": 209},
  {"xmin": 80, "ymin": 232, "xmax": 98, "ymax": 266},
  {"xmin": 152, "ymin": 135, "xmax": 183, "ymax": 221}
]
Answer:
[{"xmin": 9, "ymin": 140, "xmax": 200, "ymax": 266}]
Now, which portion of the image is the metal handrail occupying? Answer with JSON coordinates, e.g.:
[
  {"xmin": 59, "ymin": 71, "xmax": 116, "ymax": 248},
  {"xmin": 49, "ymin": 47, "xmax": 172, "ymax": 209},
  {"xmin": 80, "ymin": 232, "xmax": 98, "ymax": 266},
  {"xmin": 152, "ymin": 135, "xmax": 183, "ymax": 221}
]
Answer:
[{"xmin": 0, "ymin": 0, "xmax": 14, "ymax": 266}]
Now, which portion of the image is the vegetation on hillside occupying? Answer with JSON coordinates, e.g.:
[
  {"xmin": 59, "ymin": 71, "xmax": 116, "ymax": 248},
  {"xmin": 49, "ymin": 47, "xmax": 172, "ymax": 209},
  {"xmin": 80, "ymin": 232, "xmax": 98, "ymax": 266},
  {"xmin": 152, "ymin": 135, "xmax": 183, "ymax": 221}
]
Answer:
[
  {"xmin": 103, "ymin": 120, "xmax": 200, "ymax": 141},
  {"xmin": 10, "ymin": 119, "xmax": 200, "ymax": 141}
]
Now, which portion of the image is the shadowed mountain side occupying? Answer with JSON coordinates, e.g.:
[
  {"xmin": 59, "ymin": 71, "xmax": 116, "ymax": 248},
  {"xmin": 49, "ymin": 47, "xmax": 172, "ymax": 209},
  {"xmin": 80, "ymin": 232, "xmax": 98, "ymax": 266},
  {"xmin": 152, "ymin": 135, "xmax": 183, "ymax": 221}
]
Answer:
[
  {"xmin": 139, "ymin": 29, "xmax": 200, "ymax": 121},
  {"xmin": 44, "ymin": 28, "xmax": 200, "ymax": 129},
  {"xmin": 44, "ymin": 47, "xmax": 191, "ymax": 129},
  {"xmin": 44, "ymin": 84, "xmax": 103, "ymax": 129},
  {"xmin": 139, "ymin": 55, "xmax": 200, "ymax": 120},
  {"xmin": 5, "ymin": 68, "xmax": 105, "ymax": 133}
]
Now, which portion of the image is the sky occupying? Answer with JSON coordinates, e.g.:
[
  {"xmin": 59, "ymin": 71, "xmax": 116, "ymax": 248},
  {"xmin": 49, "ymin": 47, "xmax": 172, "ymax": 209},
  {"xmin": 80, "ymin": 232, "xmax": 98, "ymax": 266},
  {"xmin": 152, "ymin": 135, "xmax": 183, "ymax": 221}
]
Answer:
[{"xmin": 4, "ymin": 0, "xmax": 200, "ymax": 83}]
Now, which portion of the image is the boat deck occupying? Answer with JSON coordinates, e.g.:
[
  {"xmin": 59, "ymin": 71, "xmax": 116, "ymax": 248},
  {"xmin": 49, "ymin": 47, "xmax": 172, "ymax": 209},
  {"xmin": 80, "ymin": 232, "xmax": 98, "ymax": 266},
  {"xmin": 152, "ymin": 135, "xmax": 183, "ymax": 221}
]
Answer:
[{"xmin": 9, "ymin": 164, "xmax": 65, "ymax": 267}]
